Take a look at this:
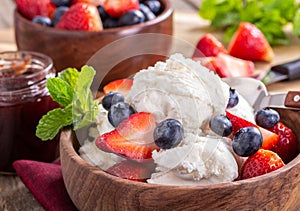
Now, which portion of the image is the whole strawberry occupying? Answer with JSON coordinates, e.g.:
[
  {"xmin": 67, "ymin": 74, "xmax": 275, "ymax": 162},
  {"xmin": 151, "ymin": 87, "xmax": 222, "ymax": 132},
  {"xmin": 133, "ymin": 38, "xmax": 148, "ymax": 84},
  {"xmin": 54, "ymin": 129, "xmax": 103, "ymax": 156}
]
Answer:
[
  {"xmin": 269, "ymin": 122, "xmax": 298, "ymax": 163},
  {"xmin": 241, "ymin": 149, "xmax": 285, "ymax": 179},
  {"xmin": 16, "ymin": 0, "xmax": 56, "ymax": 20},
  {"xmin": 56, "ymin": 2, "xmax": 103, "ymax": 31}
]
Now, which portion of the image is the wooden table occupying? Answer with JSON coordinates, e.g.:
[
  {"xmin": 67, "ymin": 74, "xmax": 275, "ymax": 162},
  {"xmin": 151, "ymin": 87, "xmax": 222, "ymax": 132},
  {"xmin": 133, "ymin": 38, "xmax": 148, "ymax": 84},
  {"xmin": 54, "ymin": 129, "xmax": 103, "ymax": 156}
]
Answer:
[{"xmin": 1, "ymin": 4, "xmax": 300, "ymax": 210}]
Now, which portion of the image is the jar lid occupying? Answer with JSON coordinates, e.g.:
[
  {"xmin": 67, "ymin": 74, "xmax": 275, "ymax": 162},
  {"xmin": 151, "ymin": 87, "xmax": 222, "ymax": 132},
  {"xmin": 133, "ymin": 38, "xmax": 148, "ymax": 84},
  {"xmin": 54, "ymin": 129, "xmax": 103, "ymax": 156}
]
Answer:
[{"xmin": 0, "ymin": 51, "xmax": 55, "ymax": 92}]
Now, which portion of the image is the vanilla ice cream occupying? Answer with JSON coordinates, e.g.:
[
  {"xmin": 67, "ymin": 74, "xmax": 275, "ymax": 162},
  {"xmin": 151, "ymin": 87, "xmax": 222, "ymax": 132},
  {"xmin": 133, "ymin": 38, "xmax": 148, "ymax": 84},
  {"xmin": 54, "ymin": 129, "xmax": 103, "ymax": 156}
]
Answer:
[{"xmin": 79, "ymin": 53, "xmax": 255, "ymax": 185}]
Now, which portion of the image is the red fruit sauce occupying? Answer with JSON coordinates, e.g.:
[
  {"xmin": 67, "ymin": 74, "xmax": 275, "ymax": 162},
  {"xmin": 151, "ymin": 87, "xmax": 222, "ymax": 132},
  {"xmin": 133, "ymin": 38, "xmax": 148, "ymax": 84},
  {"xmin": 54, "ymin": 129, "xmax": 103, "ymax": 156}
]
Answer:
[{"xmin": 0, "ymin": 51, "xmax": 60, "ymax": 173}]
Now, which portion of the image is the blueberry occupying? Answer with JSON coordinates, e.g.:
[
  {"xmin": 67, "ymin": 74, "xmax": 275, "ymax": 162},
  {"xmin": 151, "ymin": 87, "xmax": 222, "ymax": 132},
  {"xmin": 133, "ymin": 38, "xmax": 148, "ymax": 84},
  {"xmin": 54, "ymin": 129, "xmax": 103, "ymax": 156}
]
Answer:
[
  {"xmin": 209, "ymin": 114, "xmax": 232, "ymax": 137},
  {"xmin": 118, "ymin": 10, "xmax": 145, "ymax": 26},
  {"xmin": 103, "ymin": 17, "xmax": 119, "ymax": 28},
  {"xmin": 139, "ymin": 4, "xmax": 156, "ymax": 21},
  {"xmin": 32, "ymin": 16, "xmax": 52, "ymax": 27},
  {"xmin": 108, "ymin": 102, "xmax": 135, "ymax": 127},
  {"xmin": 227, "ymin": 88, "xmax": 239, "ymax": 108},
  {"xmin": 52, "ymin": 6, "xmax": 69, "ymax": 26},
  {"xmin": 51, "ymin": 0, "xmax": 71, "ymax": 7},
  {"xmin": 97, "ymin": 5, "xmax": 109, "ymax": 20},
  {"xmin": 232, "ymin": 126, "xmax": 262, "ymax": 157},
  {"xmin": 102, "ymin": 92, "xmax": 124, "ymax": 111},
  {"xmin": 154, "ymin": 119, "xmax": 184, "ymax": 149},
  {"xmin": 144, "ymin": 0, "xmax": 162, "ymax": 15},
  {"xmin": 255, "ymin": 108, "xmax": 280, "ymax": 128}
]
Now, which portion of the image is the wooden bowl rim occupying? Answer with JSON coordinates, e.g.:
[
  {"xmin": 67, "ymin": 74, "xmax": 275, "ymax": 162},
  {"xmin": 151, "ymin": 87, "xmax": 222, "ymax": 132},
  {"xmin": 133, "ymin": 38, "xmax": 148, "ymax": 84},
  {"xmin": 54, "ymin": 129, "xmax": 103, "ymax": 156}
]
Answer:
[
  {"xmin": 60, "ymin": 128, "xmax": 300, "ymax": 190},
  {"xmin": 14, "ymin": 0, "xmax": 173, "ymax": 35}
]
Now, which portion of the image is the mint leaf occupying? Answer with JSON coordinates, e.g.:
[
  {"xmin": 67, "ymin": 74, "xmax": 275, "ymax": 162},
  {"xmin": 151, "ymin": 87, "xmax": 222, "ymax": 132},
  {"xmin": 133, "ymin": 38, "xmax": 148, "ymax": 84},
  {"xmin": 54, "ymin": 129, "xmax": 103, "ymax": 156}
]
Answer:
[
  {"xmin": 46, "ymin": 77, "xmax": 74, "ymax": 107},
  {"xmin": 58, "ymin": 67, "xmax": 80, "ymax": 90},
  {"xmin": 293, "ymin": 9, "xmax": 300, "ymax": 36},
  {"xmin": 36, "ymin": 105, "xmax": 73, "ymax": 141},
  {"xmin": 72, "ymin": 65, "xmax": 98, "ymax": 130}
]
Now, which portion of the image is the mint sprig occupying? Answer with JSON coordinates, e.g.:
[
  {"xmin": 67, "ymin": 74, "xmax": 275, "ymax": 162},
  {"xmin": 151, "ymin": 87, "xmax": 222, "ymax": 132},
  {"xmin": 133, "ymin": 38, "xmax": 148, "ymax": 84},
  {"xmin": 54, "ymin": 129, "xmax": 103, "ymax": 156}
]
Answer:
[{"xmin": 36, "ymin": 66, "xmax": 98, "ymax": 141}]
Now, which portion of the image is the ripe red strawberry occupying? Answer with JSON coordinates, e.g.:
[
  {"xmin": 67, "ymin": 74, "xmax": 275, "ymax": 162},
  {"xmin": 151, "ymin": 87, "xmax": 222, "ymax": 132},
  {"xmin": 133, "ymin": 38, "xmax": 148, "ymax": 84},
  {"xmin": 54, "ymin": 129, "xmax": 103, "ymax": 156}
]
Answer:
[
  {"xmin": 16, "ymin": 0, "xmax": 56, "ymax": 20},
  {"xmin": 56, "ymin": 3, "xmax": 103, "ymax": 31},
  {"xmin": 106, "ymin": 160, "xmax": 154, "ymax": 181},
  {"xmin": 226, "ymin": 111, "xmax": 279, "ymax": 150},
  {"xmin": 103, "ymin": 79, "xmax": 133, "ymax": 96},
  {"xmin": 96, "ymin": 112, "xmax": 159, "ymax": 161},
  {"xmin": 193, "ymin": 33, "xmax": 228, "ymax": 57},
  {"xmin": 71, "ymin": 0, "xmax": 104, "ymax": 6},
  {"xmin": 269, "ymin": 122, "xmax": 298, "ymax": 163},
  {"xmin": 104, "ymin": 0, "xmax": 140, "ymax": 18},
  {"xmin": 196, "ymin": 53, "xmax": 255, "ymax": 78},
  {"xmin": 228, "ymin": 22, "xmax": 274, "ymax": 62},
  {"xmin": 241, "ymin": 149, "xmax": 285, "ymax": 179}
]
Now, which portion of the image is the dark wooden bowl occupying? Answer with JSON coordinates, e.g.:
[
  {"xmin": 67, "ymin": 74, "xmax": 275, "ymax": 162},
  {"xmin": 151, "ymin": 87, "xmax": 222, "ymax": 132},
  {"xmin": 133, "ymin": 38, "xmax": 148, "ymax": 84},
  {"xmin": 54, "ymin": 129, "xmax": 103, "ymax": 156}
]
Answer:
[
  {"xmin": 60, "ymin": 108, "xmax": 300, "ymax": 210},
  {"xmin": 14, "ymin": 0, "xmax": 173, "ymax": 82}
]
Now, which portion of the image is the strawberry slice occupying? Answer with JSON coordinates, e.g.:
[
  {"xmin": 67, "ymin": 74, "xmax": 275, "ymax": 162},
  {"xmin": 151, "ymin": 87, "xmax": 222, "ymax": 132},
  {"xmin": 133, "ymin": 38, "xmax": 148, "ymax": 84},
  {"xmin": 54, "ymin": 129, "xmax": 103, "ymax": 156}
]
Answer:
[
  {"xmin": 269, "ymin": 122, "xmax": 298, "ymax": 163},
  {"xmin": 96, "ymin": 112, "xmax": 159, "ymax": 161},
  {"xmin": 196, "ymin": 53, "xmax": 255, "ymax": 78},
  {"xmin": 56, "ymin": 3, "xmax": 103, "ymax": 31},
  {"xmin": 71, "ymin": 0, "xmax": 104, "ymax": 6},
  {"xmin": 226, "ymin": 111, "xmax": 279, "ymax": 150},
  {"xmin": 228, "ymin": 22, "xmax": 274, "ymax": 62},
  {"xmin": 103, "ymin": 78, "xmax": 133, "ymax": 96},
  {"xmin": 16, "ymin": 0, "xmax": 56, "ymax": 20},
  {"xmin": 193, "ymin": 33, "xmax": 228, "ymax": 57},
  {"xmin": 241, "ymin": 149, "xmax": 285, "ymax": 179},
  {"xmin": 106, "ymin": 160, "xmax": 154, "ymax": 181},
  {"xmin": 104, "ymin": 0, "xmax": 140, "ymax": 18}
]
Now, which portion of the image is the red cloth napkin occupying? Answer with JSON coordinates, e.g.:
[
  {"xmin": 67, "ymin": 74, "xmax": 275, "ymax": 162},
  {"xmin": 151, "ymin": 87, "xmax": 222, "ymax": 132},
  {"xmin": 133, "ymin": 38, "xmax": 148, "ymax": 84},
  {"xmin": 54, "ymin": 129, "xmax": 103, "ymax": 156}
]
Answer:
[{"xmin": 13, "ymin": 160, "xmax": 77, "ymax": 211}]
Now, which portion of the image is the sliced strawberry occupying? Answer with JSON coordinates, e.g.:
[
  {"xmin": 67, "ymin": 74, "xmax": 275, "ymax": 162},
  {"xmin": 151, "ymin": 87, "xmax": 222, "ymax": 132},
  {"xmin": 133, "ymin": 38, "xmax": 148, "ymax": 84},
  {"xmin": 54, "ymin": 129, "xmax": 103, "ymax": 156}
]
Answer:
[
  {"xmin": 104, "ymin": 0, "xmax": 140, "ymax": 18},
  {"xmin": 96, "ymin": 112, "xmax": 159, "ymax": 161},
  {"xmin": 106, "ymin": 160, "xmax": 154, "ymax": 181},
  {"xmin": 195, "ymin": 53, "xmax": 255, "ymax": 78},
  {"xmin": 103, "ymin": 78, "xmax": 133, "ymax": 96},
  {"xmin": 16, "ymin": 0, "xmax": 56, "ymax": 20},
  {"xmin": 241, "ymin": 149, "xmax": 285, "ymax": 179},
  {"xmin": 56, "ymin": 3, "xmax": 103, "ymax": 31},
  {"xmin": 228, "ymin": 22, "xmax": 274, "ymax": 62},
  {"xmin": 226, "ymin": 111, "xmax": 279, "ymax": 150},
  {"xmin": 193, "ymin": 33, "xmax": 228, "ymax": 57},
  {"xmin": 269, "ymin": 122, "xmax": 298, "ymax": 163}
]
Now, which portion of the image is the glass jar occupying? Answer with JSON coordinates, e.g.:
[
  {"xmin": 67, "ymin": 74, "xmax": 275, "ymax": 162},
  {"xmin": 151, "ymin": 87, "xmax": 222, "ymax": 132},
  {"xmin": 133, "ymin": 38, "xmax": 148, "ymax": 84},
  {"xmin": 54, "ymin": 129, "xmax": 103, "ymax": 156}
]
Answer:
[{"xmin": 0, "ymin": 51, "xmax": 59, "ymax": 174}]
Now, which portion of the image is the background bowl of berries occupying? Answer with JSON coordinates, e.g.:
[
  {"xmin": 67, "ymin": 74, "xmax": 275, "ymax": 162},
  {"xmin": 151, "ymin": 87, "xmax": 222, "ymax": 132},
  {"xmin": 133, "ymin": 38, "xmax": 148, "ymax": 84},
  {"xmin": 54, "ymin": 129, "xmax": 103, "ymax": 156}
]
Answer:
[{"xmin": 14, "ymin": 0, "xmax": 173, "ymax": 77}]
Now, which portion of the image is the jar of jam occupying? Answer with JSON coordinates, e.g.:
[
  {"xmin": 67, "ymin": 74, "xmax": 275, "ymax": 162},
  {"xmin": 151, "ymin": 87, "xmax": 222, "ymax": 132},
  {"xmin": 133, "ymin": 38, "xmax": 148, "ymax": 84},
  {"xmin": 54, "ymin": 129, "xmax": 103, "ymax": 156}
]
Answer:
[{"xmin": 0, "ymin": 51, "xmax": 60, "ymax": 174}]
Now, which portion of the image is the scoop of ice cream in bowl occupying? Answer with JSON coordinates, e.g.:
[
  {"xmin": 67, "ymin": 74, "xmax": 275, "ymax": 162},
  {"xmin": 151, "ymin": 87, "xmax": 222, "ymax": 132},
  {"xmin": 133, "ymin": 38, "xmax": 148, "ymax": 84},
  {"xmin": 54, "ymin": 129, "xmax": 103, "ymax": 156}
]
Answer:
[{"xmin": 50, "ymin": 52, "xmax": 300, "ymax": 209}]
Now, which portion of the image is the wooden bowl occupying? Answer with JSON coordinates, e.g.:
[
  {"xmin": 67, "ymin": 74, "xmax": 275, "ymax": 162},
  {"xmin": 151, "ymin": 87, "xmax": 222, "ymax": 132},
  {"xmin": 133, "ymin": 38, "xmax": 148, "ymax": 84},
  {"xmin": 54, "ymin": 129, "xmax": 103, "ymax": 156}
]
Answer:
[
  {"xmin": 60, "ymin": 108, "xmax": 300, "ymax": 210},
  {"xmin": 14, "ymin": 0, "xmax": 173, "ymax": 80}
]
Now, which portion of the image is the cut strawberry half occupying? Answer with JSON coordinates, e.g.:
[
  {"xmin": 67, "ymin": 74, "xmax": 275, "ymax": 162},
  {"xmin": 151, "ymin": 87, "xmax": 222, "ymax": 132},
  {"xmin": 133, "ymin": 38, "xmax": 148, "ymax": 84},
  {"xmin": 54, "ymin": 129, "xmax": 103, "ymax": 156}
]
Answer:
[
  {"xmin": 228, "ymin": 22, "xmax": 274, "ymax": 62},
  {"xmin": 104, "ymin": 0, "xmax": 140, "ymax": 18},
  {"xmin": 269, "ymin": 122, "xmax": 298, "ymax": 163},
  {"xmin": 16, "ymin": 0, "xmax": 56, "ymax": 20},
  {"xmin": 226, "ymin": 111, "xmax": 279, "ymax": 150},
  {"xmin": 71, "ymin": 0, "xmax": 104, "ymax": 6},
  {"xmin": 241, "ymin": 149, "xmax": 285, "ymax": 179},
  {"xmin": 56, "ymin": 3, "xmax": 103, "ymax": 31},
  {"xmin": 196, "ymin": 53, "xmax": 255, "ymax": 78},
  {"xmin": 106, "ymin": 160, "xmax": 154, "ymax": 181},
  {"xmin": 193, "ymin": 33, "xmax": 228, "ymax": 57},
  {"xmin": 103, "ymin": 78, "xmax": 133, "ymax": 96},
  {"xmin": 96, "ymin": 112, "xmax": 159, "ymax": 161}
]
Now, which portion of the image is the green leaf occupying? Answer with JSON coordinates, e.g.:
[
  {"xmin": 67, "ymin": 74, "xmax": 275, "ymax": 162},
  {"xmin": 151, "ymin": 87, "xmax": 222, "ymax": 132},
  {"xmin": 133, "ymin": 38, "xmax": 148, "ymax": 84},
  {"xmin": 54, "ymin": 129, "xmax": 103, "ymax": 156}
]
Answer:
[
  {"xmin": 46, "ymin": 78, "xmax": 74, "ymax": 107},
  {"xmin": 293, "ymin": 9, "xmax": 300, "ymax": 37},
  {"xmin": 36, "ymin": 105, "xmax": 73, "ymax": 141},
  {"xmin": 58, "ymin": 68, "xmax": 80, "ymax": 90},
  {"xmin": 72, "ymin": 65, "xmax": 98, "ymax": 130}
]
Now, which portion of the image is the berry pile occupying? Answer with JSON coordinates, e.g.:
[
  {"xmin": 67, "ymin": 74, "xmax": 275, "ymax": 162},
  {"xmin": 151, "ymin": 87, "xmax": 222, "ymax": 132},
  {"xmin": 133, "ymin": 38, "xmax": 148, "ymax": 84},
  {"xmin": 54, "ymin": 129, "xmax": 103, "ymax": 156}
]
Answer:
[
  {"xmin": 210, "ymin": 99, "xmax": 298, "ymax": 179},
  {"xmin": 95, "ymin": 79, "xmax": 184, "ymax": 181},
  {"xmin": 15, "ymin": 0, "xmax": 163, "ymax": 31}
]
